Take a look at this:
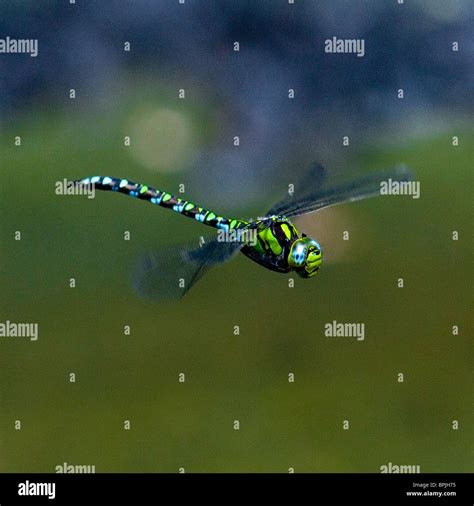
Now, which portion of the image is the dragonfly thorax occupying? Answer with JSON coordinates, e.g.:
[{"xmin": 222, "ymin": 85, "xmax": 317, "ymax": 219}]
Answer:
[{"xmin": 240, "ymin": 216, "xmax": 322, "ymax": 277}]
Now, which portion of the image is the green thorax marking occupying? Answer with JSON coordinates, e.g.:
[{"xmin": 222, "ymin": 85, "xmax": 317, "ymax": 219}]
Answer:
[
  {"xmin": 253, "ymin": 217, "xmax": 299, "ymax": 257},
  {"xmin": 240, "ymin": 216, "xmax": 301, "ymax": 274}
]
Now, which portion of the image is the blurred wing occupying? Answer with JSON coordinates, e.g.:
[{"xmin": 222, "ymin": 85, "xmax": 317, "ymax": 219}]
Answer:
[
  {"xmin": 269, "ymin": 165, "xmax": 414, "ymax": 219},
  {"xmin": 133, "ymin": 237, "xmax": 244, "ymax": 301},
  {"xmin": 267, "ymin": 163, "xmax": 327, "ymax": 216}
]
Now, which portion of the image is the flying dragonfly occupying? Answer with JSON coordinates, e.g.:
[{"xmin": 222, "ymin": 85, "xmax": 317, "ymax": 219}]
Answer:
[{"xmin": 75, "ymin": 164, "xmax": 413, "ymax": 300}]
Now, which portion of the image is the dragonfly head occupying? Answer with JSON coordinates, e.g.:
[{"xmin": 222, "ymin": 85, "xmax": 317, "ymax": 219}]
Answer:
[{"xmin": 288, "ymin": 236, "xmax": 322, "ymax": 278}]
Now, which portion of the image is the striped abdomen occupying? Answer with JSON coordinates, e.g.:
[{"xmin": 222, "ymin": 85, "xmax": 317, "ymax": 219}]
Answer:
[{"xmin": 76, "ymin": 176, "xmax": 248, "ymax": 231}]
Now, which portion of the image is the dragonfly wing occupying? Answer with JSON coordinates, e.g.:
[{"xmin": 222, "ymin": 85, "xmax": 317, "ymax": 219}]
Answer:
[
  {"xmin": 267, "ymin": 163, "xmax": 327, "ymax": 216},
  {"xmin": 270, "ymin": 165, "xmax": 414, "ymax": 219},
  {"xmin": 133, "ymin": 237, "xmax": 244, "ymax": 301}
]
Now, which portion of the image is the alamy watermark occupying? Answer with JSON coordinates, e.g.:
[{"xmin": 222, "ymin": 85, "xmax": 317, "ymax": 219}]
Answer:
[
  {"xmin": 217, "ymin": 228, "xmax": 257, "ymax": 246},
  {"xmin": 18, "ymin": 481, "xmax": 55, "ymax": 500},
  {"xmin": 56, "ymin": 179, "xmax": 95, "ymax": 199},
  {"xmin": 0, "ymin": 36, "xmax": 38, "ymax": 57},
  {"xmin": 380, "ymin": 462, "xmax": 420, "ymax": 473},
  {"xmin": 0, "ymin": 320, "xmax": 38, "ymax": 341},
  {"xmin": 380, "ymin": 178, "xmax": 420, "ymax": 199},
  {"xmin": 55, "ymin": 462, "xmax": 96, "ymax": 473},
  {"xmin": 325, "ymin": 37, "xmax": 365, "ymax": 57},
  {"xmin": 325, "ymin": 320, "xmax": 365, "ymax": 341}
]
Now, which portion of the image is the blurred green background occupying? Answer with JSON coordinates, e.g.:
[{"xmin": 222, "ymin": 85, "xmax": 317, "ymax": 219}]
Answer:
[
  {"xmin": 0, "ymin": 104, "xmax": 472, "ymax": 472},
  {"xmin": 0, "ymin": 1, "xmax": 473, "ymax": 473}
]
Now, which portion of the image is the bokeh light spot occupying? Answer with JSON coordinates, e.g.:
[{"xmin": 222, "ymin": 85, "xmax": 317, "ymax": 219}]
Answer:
[{"xmin": 128, "ymin": 107, "xmax": 194, "ymax": 173}]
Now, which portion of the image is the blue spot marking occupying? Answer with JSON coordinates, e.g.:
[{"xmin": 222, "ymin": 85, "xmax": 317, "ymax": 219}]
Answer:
[
  {"xmin": 129, "ymin": 191, "xmax": 138, "ymax": 198},
  {"xmin": 292, "ymin": 244, "xmax": 306, "ymax": 266},
  {"xmin": 310, "ymin": 240, "xmax": 321, "ymax": 251},
  {"xmin": 151, "ymin": 194, "xmax": 163, "ymax": 205}
]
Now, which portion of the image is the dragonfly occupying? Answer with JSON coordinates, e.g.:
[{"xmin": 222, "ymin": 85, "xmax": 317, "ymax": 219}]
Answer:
[{"xmin": 75, "ymin": 164, "xmax": 413, "ymax": 300}]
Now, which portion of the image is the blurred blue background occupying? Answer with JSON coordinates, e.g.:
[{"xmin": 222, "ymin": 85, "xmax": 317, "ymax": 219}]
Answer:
[{"xmin": 0, "ymin": 0, "xmax": 472, "ymax": 472}]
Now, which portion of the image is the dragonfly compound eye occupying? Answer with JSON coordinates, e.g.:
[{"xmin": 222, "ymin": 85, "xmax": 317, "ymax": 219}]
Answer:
[
  {"xmin": 289, "ymin": 238, "xmax": 322, "ymax": 278},
  {"xmin": 288, "ymin": 240, "xmax": 308, "ymax": 268}
]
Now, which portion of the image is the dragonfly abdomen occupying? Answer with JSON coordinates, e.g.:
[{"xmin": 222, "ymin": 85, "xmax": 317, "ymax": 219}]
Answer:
[{"xmin": 76, "ymin": 176, "xmax": 248, "ymax": 231}]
